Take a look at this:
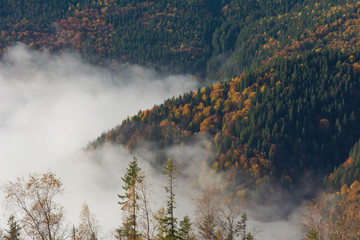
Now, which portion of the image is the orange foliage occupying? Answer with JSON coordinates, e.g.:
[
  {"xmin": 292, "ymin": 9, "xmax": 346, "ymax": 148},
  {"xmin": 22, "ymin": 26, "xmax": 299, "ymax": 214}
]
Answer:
[
  {"xmin": 210, "ymin": 89, "xmax": 224, "ymax": 103},
  {"xmin": 343, "ymin": 157, "xmax": 354, "ymax": 167},
  {"xmin": 200, "ymin": 116, "xmax": 220, "ymax": 133}
]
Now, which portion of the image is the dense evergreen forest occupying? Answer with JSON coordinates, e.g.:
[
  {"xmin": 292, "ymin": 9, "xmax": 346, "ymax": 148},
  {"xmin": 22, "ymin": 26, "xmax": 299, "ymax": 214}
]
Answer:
[
  {"xmin": 91, "ymin": 48, "xmax": 360, "ymax": 192},
  {"xmin": 1, "ymin": 0, "xmax": 359, "ymax": 78},
  {"xmin": 1, "ymin": 0, "xmax": 360, "ymax": 239}
]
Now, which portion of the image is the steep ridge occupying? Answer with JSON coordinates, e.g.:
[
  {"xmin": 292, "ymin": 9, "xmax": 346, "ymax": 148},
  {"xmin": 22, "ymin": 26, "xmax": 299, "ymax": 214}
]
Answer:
[{"xmin": 91, "ymin": 48, "xmax": 360, "ymax": 191}]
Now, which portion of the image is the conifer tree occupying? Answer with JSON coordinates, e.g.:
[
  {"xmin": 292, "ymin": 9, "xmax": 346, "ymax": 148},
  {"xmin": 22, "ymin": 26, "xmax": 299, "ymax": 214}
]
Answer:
[
  {"xmin": 118, "ymin": 157, "xmax": 143, "ymax": 240},
  {"xmin": 178, "ymin": 216, "xmax": 195, "ymax": 240},
  {"xmin": 158, "ymin": 159, "xmax": 178, "ymax": 240},
  {"xmin": 4, "ymin": 215, "xmax": 21, "ymax": 240}
]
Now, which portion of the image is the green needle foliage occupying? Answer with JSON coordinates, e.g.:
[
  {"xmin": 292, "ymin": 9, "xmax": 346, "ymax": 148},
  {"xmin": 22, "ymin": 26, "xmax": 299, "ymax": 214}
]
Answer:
[{"xmin": 117, "ymin": 157, "xmax": 143, "ymax": 240}]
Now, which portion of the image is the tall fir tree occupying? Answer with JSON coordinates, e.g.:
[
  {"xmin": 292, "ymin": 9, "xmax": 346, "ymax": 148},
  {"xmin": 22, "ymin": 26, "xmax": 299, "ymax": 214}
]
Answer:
[
  {"xmin": 117, "ymin": 157, "xmax": 143, "ymax": 240},
  {"xmin": 158, "ymin": 159, "xmax": 178, "ymax": 240}
]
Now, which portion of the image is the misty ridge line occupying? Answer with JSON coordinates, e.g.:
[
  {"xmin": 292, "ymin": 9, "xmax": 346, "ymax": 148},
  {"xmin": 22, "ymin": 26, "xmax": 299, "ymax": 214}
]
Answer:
[
  {"xmin": 0, "ymin": 44, "xmax": 309, "ymax": 240},
  {"xmin": 0, "ymin": 44, "xmax": 198, "ymax": 237},
  {"xmin": 0, "ymin": 44, "xmax": 260, "ymax": 239}
]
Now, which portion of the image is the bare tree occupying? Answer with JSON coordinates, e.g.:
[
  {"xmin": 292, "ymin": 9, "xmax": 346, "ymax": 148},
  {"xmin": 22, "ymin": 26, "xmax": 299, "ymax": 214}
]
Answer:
[
  {"xmin": 137, "ymin": 170, "xmax": 155, "ymax": 240},
  {"xmin": 76, "ymin": 202, "xmax": 101, "ymax": 240},
  {"xmin": 194, "ymin": 189, "xmax": 220, "ymax": 240},
  {"xmin": 218, "ymin": 193, "xmax": 246, "ymax": 240},
  {"xmin": 195, "ymin": 190, "xmax": 255, "ymax": 240},
  {"xmin": 301, "ymin": 195, "xmax": 330, "ymax": 240},
  {"xmin": 2, "ymin": 171, "xmax": 67, "ymax": 240}
]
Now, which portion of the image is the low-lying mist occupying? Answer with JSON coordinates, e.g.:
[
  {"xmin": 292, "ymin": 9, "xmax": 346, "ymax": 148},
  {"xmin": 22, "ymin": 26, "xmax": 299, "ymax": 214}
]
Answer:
[
  {"xmin": 0, "ymin": 44, "xmax": 306, "ymax": 239},
  {"xmin": 0, "ymin": 44, "xmax": 199, "ymax": 237}
]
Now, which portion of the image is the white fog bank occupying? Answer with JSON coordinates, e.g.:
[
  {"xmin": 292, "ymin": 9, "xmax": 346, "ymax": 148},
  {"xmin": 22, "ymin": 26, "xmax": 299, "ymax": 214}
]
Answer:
[
  {"xmin": 0, "ymin": 44, "xmax": 305, "ymax": 240},
  {"xmin": 0, "ymin": 44, "xmax": 198, "ymax": 237}
]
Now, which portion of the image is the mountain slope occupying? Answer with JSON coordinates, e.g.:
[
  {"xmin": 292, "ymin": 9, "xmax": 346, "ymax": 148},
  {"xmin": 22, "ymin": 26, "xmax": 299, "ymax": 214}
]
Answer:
[
  {"xmin": 1, "ymin": 0, "xmax": 359, "ymax": 78},
  {"xmin": 91, "ymin": 48, "xmax": 360, "ymax": 190},
  {"xmin": 325, "ymin": 138, "xmax": 360, "ymax": 191}
]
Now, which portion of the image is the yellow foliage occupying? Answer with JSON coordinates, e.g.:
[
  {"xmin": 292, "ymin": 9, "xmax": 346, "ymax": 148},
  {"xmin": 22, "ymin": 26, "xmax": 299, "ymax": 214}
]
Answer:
[
  {"xmin": 213, "ymin": 82, "xmax": 223, "ymax": 90},
  {"xmin": 174, "ymin": 108, "xmax": 182, "ymax": 119},
  {"xmin": 236, "ymin": 189, "xmax": 246, "ymax": 198},
  {"xmin": 223, "ymin": 99, "xmax": 236, "ymax": 112},
  {"xmin": 193, "ymin": 112, "xmax": 204, "ymax": 125},
  {"xmin": 197, "ymin": 102, "xmax": 205, "ymax": 111},
  {"xmin": 231, "ymin": 92, "xmax": 242, "ymax": 103},
  {"xmin": 260, "ymin": 85, "xmax": 266, "ymax": 93},
  {"xmin": 182, "ymin": 104, "xmax": 191, "ymax": 117},
  {"xmin": 340, "ymin": 184, "xmax": 349, "ymax": 195},
  {"xmin": 214, "ymin": 99, "xmax": 224, "ymax": 112},
  {"xmin": 211, "ymin": 162, "xmax": 219, "ymax": 173},
  {"xmin": 202, "ymin": 94, "xmax": 206, "ymax": 102},
  {"xmin": 349, "ymin": 55, "xmax": 354, "ymax": 63},
  {"xmin": 224, "ymin": 161, "xmax": 231, "ymax": 169},
  {"xmin": 203, "ymin": 106, "xmax": 212, "ymax": 118},
  {"xmin": 160, "ymin": 119, "xmax": 169, "ymax": 128},
  {"xmin": 350, "ymin": 180, "xmax": 360, "ymax": 191}
]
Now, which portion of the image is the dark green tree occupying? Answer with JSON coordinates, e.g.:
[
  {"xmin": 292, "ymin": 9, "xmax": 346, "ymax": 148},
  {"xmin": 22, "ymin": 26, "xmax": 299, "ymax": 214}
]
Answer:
[
  {"xmin": 117, "ymin": 157, "xmax": 143, "ymax": 240},
  {"xmin": 178, "ymin": 216, "xmax": 195, "ymax": 240},
  {"xmin": 237, "ymin": 213, "xmax": 253, "ymax": 240},
  {"xmin": 158, "ymin": 158, "xmax": 178, "ymax": 240},
  {"xmin": 4, "ymin": 215, "xmax": 21, "ymax": 240}
]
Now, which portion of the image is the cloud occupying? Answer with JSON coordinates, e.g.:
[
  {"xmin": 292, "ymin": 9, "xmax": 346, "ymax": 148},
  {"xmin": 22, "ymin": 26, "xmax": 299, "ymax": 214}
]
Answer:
[{"xmin": 0, "ymin": 44, "xmax": 198, "ymax": 237}]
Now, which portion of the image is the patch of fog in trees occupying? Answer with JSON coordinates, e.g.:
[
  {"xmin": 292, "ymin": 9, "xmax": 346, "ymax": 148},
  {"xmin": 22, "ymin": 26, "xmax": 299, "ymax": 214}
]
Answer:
[
  {"xmin": 0, "ymin": 43, "xmax": 198, "ymax": 237},
  {"xmin": 0, "ymin": 44, "xmax": 307, "ymax": 239}
]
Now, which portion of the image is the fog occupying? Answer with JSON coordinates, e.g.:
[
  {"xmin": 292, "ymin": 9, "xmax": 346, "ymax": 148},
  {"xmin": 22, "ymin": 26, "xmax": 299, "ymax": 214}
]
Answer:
[
  {"xmin": 0, "ymin": 44, "xmax": 199, "ymax": 237},
  {"xmin": 0, "ymin": 44, "xmax": 305, "ymax": 239}
]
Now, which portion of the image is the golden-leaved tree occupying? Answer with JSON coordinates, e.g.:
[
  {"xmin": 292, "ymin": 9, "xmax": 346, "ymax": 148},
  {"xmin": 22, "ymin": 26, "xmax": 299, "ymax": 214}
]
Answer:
[{"xmin": 2, "ymin": 171, "xmax": 67, "ymax": 240}]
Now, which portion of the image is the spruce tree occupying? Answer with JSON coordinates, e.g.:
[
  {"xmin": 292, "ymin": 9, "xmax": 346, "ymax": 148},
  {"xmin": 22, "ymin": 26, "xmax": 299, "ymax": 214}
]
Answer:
[
  {"xmin": 4, "ymin": 215, "xmax": 21, "ymax": 240},
  {"xmin": 118, "ymin": 157, "xmax": 143, "ymax": 240},
  {"xmin": 158, "ymin": 159, "xmax": 178, "ymax": 240},
  {"xmin": 178, "ymin": 216, "xmax": 195, "ymax": 240}
]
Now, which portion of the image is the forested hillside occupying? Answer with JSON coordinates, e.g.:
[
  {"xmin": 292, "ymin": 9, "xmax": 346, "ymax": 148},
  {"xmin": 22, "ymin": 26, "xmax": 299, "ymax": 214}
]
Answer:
[
  {"xmin": 325, "ymin": 139, "xmax": 360, "ymax": 191},
  {"xmin": 91, "ymin": 48, "xmax": 360, "ymax": 191},
  {"xmin": 2, "ymin": 0, "xmax": 360, "ymax": 238},
  {"xmin": 1, "ymin": 0, "xmax": 359, "ymax": 78}
]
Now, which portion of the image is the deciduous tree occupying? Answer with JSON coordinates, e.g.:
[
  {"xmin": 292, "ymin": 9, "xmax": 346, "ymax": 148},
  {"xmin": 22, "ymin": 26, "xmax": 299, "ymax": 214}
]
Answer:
[
  {"xmin": 2, "ymin": 171, "xmax": 67, "ymax": 240},
  {"xmin": 194, "ymin": 189, "xmax": 219, "ymax": 240},
  {"xmin": 77, "ymin": 202, "xmax": 100, "ymax": 240}
]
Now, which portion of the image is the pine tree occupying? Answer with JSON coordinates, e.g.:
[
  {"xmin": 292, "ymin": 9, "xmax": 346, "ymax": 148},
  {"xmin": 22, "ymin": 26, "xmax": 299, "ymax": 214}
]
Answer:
[
  {"xmin": 4, "ymin": 215, "xmax": 21, "ymax": 240},
  {"xmin": 237, "ymin": 213, "xmax": 253, "ymax": 240},
  {"xmin": 305, "ymin": 228, "xmax": 319, "ymax": 240},
  {"xmin": 117, "ymin": 157, "xmax": 143, "ymax": 240},
  {"xmin": 178, "ymin": 216, "xmax": 195, "ymax": 240},
  {"xmin": 158, "ymin": 159, "xmax": 178, "ymax": 240}
]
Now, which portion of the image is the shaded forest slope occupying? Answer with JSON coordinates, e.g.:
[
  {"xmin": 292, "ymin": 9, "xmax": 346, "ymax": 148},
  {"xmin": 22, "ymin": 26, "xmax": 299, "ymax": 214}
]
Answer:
[
  {"xmin": 1, "ymin": 0, "xmax": 359, "ymax": 78},
  {"xmin": 91, "ymin": 48, "xmax": 360, "ymax": 191}
]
